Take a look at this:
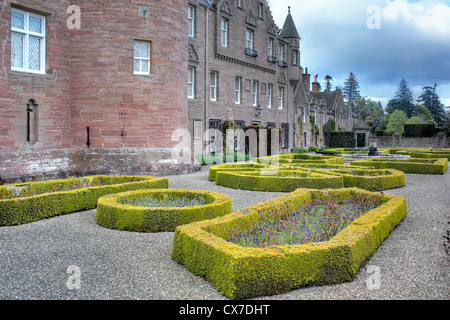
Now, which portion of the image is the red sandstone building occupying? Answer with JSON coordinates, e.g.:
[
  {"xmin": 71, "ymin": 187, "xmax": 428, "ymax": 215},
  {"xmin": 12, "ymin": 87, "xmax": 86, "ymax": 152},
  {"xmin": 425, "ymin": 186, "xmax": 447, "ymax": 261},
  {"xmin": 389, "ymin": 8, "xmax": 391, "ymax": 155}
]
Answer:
[{"xmin": 0, "ymin": 0, "xmax": 355, "ymax": 181}]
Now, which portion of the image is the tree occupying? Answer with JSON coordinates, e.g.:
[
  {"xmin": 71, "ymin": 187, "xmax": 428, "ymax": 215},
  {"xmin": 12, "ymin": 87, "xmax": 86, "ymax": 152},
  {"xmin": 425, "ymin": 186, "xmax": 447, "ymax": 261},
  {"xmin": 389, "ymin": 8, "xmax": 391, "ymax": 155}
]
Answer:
[
  {"xmin": 324, "ymin": 75, "xmax": 333, "ymax": 92},
  {"xmin": 416, "ymin": 104, "xmax": 436, "ymax": 125},
  {"xmin": 405, "ymin": 116, "xmax": 423, "ymax": 125},
  {"xmin": 386, "ymin": 110, "xmax": 408, "ymax": 133},
  {"xmin": 343, "ymin": 72, "xmax": 360, "ymax": 106},
  {"xmin": 386, "ymin": 79, "xmax": 417, "ymax": 117},
  {"xmin": 352, "ymin": 97, "xmax": 384, "ymax": 129},
  {"xmin": 417, "ymin": 85, "xmax": 446, "ymax": 126}
]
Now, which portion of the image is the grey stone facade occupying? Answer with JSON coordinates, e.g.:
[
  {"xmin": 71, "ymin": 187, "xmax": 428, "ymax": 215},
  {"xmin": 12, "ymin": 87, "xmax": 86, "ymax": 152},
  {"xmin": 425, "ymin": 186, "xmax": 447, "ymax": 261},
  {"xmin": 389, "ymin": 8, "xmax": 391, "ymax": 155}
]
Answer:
[{"xmin": 187, "ymin": 0, "xmax": 356, "ymax": 154}]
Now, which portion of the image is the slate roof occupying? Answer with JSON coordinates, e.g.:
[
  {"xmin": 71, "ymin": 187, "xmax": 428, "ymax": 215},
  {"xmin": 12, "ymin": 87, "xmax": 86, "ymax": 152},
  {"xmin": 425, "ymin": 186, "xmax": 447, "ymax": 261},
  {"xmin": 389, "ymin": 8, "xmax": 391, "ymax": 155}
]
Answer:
[{"xmin": 280, "ymin": 9, "xmax": 300, "ymax": 39}]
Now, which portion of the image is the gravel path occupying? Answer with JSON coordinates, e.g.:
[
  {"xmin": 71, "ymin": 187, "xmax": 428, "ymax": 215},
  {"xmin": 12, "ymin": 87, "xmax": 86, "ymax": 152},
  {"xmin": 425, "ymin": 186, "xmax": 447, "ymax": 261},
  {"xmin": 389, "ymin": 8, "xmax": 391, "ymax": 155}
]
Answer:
[{"xmin": 0, "ymin": 165, "xmax": 448, "ymax": 300}]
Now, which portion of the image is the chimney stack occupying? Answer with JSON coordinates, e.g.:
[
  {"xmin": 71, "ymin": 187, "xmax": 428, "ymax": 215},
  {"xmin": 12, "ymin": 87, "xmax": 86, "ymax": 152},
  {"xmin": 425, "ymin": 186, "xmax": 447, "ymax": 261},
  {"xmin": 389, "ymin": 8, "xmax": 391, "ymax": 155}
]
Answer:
[
  {"xmin": 302, "ymin": 67, "xmax": 311, "ymax": 92},
  {"xmin": 311, "ymin": 74, "xmax": 320, "ymax": 92}
]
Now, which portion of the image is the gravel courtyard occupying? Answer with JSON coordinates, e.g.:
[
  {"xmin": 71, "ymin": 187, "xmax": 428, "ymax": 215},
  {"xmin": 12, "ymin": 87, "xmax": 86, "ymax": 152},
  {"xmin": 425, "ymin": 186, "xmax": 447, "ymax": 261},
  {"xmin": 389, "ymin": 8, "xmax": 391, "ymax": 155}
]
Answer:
[{"xmin": 0, "ymin": 165, "xmax": 448, "ymax": 300}]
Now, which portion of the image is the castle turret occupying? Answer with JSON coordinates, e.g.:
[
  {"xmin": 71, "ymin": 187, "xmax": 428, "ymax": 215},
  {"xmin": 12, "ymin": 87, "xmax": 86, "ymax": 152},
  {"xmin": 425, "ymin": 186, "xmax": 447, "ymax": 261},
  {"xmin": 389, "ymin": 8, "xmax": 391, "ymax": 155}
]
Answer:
[{"xmin": 280, "ymin": 7, "xmax": 301, "ymax": 82}]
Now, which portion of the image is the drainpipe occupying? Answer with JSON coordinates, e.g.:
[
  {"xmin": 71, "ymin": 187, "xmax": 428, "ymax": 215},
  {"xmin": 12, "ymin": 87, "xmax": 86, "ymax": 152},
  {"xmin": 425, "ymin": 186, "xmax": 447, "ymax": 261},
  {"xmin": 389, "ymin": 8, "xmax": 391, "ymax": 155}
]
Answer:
[{"xmin": 204, "ymin": 2, "xmax": 210, "ymax": 155}]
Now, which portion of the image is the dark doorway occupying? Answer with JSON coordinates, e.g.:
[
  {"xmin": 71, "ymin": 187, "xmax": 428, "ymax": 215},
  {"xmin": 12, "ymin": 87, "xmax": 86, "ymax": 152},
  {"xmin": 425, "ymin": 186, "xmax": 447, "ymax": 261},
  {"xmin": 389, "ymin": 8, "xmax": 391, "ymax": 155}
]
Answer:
[{"xmin": 357, "ymin": 133, "xmax": 366, "ymax": 148}]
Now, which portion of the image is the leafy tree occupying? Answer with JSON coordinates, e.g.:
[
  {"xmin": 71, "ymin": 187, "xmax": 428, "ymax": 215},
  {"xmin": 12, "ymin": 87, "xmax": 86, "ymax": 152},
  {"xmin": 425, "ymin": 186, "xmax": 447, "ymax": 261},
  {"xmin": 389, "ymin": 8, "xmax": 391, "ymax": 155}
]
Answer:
[
  {"xmin": 352, "ymin": 97, "xmax": 384, "ymax": 129},
  {"xmin": 324, "ymin": 75, "xmax": 333, "ymax": 92},
  {"xmin": 343, "ymin": 72, "xmax": 360, "ymax": 106},
  {"xmin": 386, "ymin": 79, "xmax": 417, "ymax": 117},
  {"xmin": 417, "ymin": 85, "xmax": 446, "ymax": 126},
  {"xmin": 416, "ymin": 104, "xmax": 436, "ymax": 125},
  {"xmin": 386, "ymin": 110, "xmax": 408, "ymax": 133},
  {"xmin": 405, "ymin": 116, "xmax": 423, "ymax": 125}
]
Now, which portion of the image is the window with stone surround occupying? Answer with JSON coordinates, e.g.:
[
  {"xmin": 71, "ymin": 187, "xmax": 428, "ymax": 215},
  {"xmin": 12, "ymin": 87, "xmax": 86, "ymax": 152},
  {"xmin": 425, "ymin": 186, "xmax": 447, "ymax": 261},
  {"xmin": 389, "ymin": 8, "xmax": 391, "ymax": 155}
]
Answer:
[
  {"xmin": 188, "ymin": 5, "xmax": 195, "ymax": 37},
  {"xmin": 235, "ymin": 76, "xmax": 241, "ymax": 104},
  {"xmin": 252, "ymin": 80, "xmax": 258, "ymax": 106},
  {"xmin": 188, "ymin": 66, "xmax": 195, "ymax": 99},
  {"xmin": 210, "ymin": 71, "xmax": 218, "ymax": 101},
  {"xmin": 267, "ymin": 84, "xmax": 273, "ymax": 108},
  {"xmin": 246, "ymin": 29, "xmax": 254, "ymax": 50},
  {"xmin": 10, "ymin": 8, "xmax": 46, "ymax": 74},
  {"xmin": 278, "ymin": 86, "xmax": 284, "ymax": 110},
  {"xmin": 134, "ymin": 40, "xmax": 151, "ymax": 75},
  {"xmin": 221, "ymin": 18, "xmax": 228, "ymax": 47}
]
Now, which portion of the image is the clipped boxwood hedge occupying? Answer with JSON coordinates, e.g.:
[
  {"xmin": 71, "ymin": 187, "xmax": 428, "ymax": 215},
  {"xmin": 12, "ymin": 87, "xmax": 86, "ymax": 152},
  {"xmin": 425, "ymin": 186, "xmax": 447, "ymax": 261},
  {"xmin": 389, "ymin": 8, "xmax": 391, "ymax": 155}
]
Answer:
[
  {"xmin": 314, "ymin": 168, "xmax": 405, "ymax": 191},
  {"xmin": 350, "ymin": 158, "xmax": 448, "ymax": 175},
  {"xmin": 171, "ymin": 188, "xmax": 407, "ymax": 299},
  {"xmin": 215, "ymin": 169, "xmax": 344, "ymax": 192},
  {"xmin": 0, "ymin": 175, "xmax": 168, "ymax": 226},
  {"xmin": 208, "ymin": 163, "xmax": 272, "ymax": 181},
  {"xmin": 96, "ymin": 189, "xmax": 232, "ymax": 232},
  {"xmin": 256, "ymin": 153, "xmax": 344, "ymax": 165}
]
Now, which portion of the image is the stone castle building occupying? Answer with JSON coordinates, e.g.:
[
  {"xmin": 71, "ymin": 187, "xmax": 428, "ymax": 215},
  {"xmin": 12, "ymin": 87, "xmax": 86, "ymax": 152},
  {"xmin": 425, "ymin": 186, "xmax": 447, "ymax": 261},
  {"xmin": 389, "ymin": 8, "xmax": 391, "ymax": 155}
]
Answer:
[{"xmin": 0, "ymin": 0, "xmax": 355, "ymax": 181}]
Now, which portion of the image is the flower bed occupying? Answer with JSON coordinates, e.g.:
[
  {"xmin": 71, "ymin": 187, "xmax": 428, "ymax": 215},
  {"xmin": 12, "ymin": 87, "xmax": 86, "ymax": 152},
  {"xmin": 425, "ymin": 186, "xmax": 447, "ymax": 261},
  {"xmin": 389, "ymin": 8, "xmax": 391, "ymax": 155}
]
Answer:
[
  {"xmin": 214, "ymin": 169, "xmax": 344, "ymax": 192},
  {"xmin": 97, "ymin": 189, "xmax": 232, "ymax": 232},
  {"xmin": 0, "ymin": 175, "xmax": 168, "ymax": 226},
  {"xmin": 171, "ymin": 188, "xmax": 407, "ymax": 299},
  {"xmin": 350, "ymin": 158, "xmax": 448, "ymax": 175}
]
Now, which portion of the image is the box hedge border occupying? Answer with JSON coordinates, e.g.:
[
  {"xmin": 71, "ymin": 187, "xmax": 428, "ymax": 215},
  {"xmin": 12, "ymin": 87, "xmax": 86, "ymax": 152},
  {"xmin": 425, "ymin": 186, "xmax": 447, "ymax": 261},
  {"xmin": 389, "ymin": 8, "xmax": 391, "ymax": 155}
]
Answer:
[
  {"xmin": 350, "ymin": 158, "xmax": 448, "ymax": 175},
  {"xmin": 96, "ymin": 189, "xmax": 232, "ymax": 232},
  {"xmin": 215, "ymin": 169, "xmax": 344, "ymax": 192},
  {"xmin": 0, "ymin": 175, "xmax": 168, "ymax": 226},
  {"xmin": 171, "ymin": 187, "xmax": 407, "ymax": 300}
]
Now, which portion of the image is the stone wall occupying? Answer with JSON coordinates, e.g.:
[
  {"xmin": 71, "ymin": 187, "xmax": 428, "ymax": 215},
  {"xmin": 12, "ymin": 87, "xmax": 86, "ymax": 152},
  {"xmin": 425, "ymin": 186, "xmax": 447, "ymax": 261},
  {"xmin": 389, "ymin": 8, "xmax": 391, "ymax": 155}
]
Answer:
[{"xmin": 376, "ymin": 133, "xmax": 449, "ymax": 148}]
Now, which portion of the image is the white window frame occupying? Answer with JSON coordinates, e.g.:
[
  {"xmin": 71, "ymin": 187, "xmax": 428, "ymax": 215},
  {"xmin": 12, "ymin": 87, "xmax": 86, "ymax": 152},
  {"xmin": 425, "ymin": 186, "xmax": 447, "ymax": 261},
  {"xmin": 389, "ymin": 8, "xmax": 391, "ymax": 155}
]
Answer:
[
  {"xmin": 252, "ymin": 80, "xmax": 258, "ymax": 106},
  {"xmin": 246, "ymin": 29, "xmax": 254, "ymax": 49},
  {"xmin": 210, "ymin": 71, "xmax": 218, "ymax": 101},
  {"xmin": 188, "ymin": 5, "xmax": 195, "ymax": 37},
  {"xmin": 188, "ymin": 66, "xmax": 195, "ymax": 99},
  {"xmin": 235, "ymin": 77, "xmax": 241, "ymax": 104},
  {"xmin": 267, "ymin": 84, "xmax": 273, "ymax": 108},
  {"xmin": 292, "ymin": 50, "xmax": 298, "ymax": 65},
  {"xmin": 10, "ymin": 8, "xmax": 46, "ymax": 74},
  {"xmin": 133, "ymin": 40, "xmax": 151, "ymax": 75},
  {"xmin": 221, "ymin": 18, "xmax": 228, "ymax": 47},
  {"xmin": 278, "ymin": 44, "xmax": 284, "ymax": 63},
  {"xmin": 268, "ymin": 38, "xmax": 273, "ymax": 57},
  {"xmin": 314, "ymin": 108, "xmax": 317, "ymax": 123},
  {"xmin": 278, "ymin": 86, "xmax": 284, "ymax": 110}
]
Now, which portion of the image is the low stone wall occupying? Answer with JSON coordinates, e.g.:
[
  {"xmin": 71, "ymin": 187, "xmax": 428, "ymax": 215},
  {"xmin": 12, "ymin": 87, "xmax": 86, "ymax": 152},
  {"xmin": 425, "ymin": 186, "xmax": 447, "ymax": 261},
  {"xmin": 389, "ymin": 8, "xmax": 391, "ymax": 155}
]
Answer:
[
  {"xmin": 0, "ymin": 148, "xmax": 201, "ymax": 183},
  {"xmin": 376, "ymin": 133, "xmax": 449, "ymax": 148}
]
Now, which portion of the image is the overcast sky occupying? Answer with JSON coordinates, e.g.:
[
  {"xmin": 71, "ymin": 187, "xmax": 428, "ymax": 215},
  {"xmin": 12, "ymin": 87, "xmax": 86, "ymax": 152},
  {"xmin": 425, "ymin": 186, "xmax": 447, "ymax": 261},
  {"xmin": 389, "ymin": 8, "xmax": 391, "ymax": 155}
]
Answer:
[{"xmin": 268, "ymin": 0, "xmax": 450, "ymax": 110}]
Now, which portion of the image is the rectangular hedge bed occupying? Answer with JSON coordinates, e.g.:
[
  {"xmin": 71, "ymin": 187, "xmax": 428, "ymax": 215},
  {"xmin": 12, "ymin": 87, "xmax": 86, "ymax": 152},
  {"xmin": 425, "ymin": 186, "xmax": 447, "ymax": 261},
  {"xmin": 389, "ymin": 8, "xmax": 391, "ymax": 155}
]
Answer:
[
  {"xmin": 172, "ymin": 188, "xmax": 407, "ymax": 300},
  {"xmin": 350, "ymin": 158, "xmax": 448, "ymax": 175},
  {"xmin": 0, "ymin": 175, "xmax": 169, "ymax": 226}
]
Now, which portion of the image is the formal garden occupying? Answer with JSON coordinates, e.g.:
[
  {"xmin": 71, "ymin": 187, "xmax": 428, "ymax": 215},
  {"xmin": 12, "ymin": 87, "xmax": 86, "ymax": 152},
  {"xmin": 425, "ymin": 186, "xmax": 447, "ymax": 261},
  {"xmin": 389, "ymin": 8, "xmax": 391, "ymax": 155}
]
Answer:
[{"xmin": 0, "ymin": 147, "xmax": 448, "ymax": 299}]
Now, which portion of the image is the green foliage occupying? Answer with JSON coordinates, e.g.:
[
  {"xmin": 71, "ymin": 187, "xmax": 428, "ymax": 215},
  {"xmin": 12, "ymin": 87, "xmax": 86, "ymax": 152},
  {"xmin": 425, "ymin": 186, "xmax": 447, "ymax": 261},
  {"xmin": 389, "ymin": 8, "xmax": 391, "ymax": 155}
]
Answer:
[
  {"xmin": 343, "ymin": 72, "xmax": 360, "ymax": 104},
  {"xmin": 352, "ymin": 97, "xmax": 384, "ymax": 129},
  {"xmin": 328, "ymin": 131, "xmax": 356, "ymax": 148},
  {"xmin": 405, "ymin": 117, "xmax": 423, "ymax": 125},
  {"xmin": 0, "ymin": 175, "xmax": 169, "ymax": 226},
  {"xmin": 416, "ymin": 105, "xmax": 436, "ymax": 124},
  {"xmin": 404, "ymin": 123, "xmax": 436, "ymax": 138},
  {"xmin": 96, "ymin": 189, "xmax": 232, "ymax": 232},
  {"xmin": 323, "ymin": 119, "xmax": 336, "ymax": 147},
  {"xmin": 386, "ymin": 110, "xmax": 408, "ymax": 133},
  {"xmin": 386, "ymin": 79, "xmax": 417, "ymax": 117},
  {"xmin": 350, "ymin": 158, "xmax": 448, "ymax": 175},
  {"xmin": 171, "ymin": 188, "xmax": 407, "ymax": 299},
  {"xmin": 417, "ymin": 86, "xmax": 446, "ymax": 126}
]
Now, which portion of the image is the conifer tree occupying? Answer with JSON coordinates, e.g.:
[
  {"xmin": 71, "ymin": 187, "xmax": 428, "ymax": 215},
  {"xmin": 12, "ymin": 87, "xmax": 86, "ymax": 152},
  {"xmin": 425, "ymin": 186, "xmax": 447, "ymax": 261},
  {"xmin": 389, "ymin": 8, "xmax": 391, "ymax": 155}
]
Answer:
[{"xmin": 343, "ymin": 72, "xmax": 360, "ymax": 106}]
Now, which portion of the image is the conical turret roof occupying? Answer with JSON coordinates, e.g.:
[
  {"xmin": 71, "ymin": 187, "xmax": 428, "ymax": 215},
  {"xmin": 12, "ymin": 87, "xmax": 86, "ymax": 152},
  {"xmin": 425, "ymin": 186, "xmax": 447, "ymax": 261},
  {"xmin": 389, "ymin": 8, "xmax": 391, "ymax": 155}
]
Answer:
[{"xmin": 280, "ymin": 7, "xmax": 300, "ymax": 39}]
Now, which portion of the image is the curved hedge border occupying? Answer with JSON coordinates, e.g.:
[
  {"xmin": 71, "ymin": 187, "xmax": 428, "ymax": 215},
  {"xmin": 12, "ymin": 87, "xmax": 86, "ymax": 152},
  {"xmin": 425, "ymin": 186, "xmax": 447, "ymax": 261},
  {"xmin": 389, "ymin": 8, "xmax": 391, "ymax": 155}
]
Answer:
[
  {"xmin": 208, "ymin": 163, "xmax": 272, "ymax": 181},
  {"xmin": 171, "ymin": 188, "xmax": 407, "ymax": 299},
  {"xmin": 215, "ymin": 169, "xmax": 344, "ymax": 192},
  {"xmin": 312, "ymin": 168, "xmax": 405, "ymax": 191},
  {"xmin": 97, "ymin": 189, "xmax": 232, "ymax": 232},
  {"xmin": 0, "ymin": 175, "xmax": 168, "ymax": 226},
  {"xmin": 350, "ymin": 158, "xmax": 448, "ymax": 175},
  {"xmin": 256, "ymin": 153, "xmax": 344, "ymax": 165}
]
